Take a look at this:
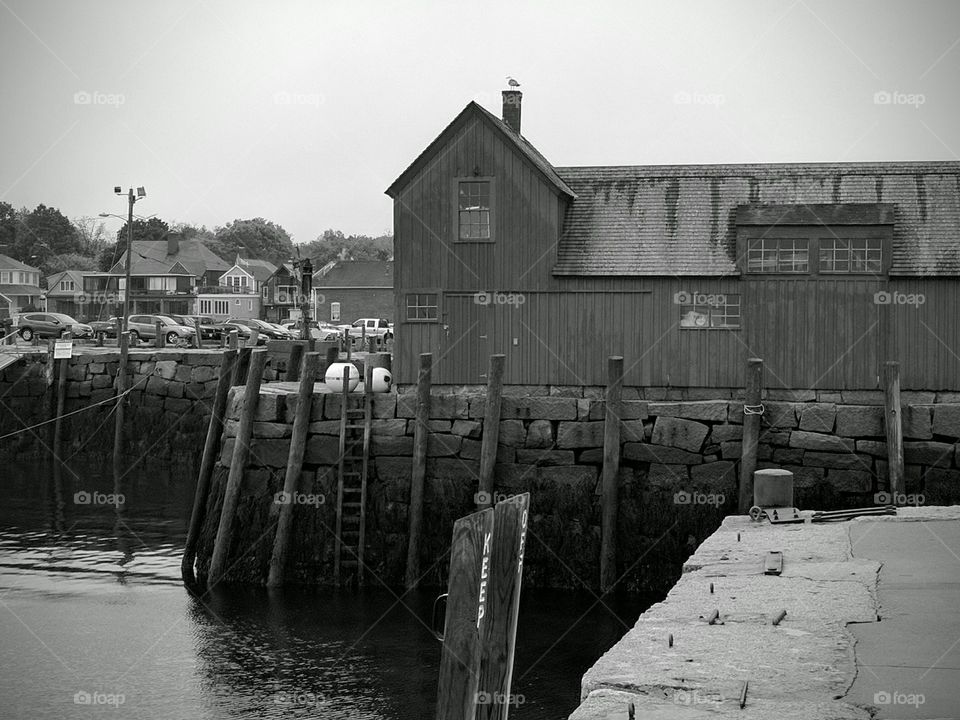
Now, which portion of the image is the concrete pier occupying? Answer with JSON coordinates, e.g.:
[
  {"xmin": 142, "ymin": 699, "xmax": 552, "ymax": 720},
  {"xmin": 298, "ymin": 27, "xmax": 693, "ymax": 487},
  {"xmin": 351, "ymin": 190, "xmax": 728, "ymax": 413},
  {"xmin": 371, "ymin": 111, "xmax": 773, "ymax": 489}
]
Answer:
[{"xmin": 570, "ymin": 506, "xmax": 960, "ymax": 720}]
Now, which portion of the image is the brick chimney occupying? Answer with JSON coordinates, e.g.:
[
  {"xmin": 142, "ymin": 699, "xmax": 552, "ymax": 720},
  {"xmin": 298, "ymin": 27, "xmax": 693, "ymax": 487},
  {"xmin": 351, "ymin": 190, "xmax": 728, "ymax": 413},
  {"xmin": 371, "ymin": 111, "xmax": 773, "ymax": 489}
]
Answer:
[
  {"xmin": 502, "ymin": 90, "xmax": 521, "ymax": 133},
  {"xmin": 167, "ymin": 233, "xmax": 179, "ymax": 256}
]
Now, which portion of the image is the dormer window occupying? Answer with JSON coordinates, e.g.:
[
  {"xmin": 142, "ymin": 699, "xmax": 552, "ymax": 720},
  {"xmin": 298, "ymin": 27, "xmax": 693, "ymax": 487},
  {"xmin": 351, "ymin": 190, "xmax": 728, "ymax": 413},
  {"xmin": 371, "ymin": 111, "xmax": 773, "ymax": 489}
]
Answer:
[{"xmin": 457, "ymin": 180, "xmax": 491, "ymax": 241}]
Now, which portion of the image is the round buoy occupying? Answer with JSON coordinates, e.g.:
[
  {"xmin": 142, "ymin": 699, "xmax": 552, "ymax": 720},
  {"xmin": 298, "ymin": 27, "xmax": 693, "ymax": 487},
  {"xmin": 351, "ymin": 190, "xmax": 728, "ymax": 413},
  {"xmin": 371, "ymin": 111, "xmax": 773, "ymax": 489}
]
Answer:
[
  {"xmin": 325, "ymin": 362, "xmax": 360, "ymax": 392},
  {"xmin": 370, "ymin": 366, "xmax": 392, "ymax": 393}
]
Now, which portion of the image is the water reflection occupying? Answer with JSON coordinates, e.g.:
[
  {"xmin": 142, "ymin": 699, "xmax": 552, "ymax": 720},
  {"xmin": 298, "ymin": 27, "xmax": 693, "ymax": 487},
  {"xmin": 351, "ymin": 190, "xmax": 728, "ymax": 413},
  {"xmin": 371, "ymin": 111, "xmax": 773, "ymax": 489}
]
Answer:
[{"xmin": 0, "ymin": 460, "xmax": 657, "ymax": 719}]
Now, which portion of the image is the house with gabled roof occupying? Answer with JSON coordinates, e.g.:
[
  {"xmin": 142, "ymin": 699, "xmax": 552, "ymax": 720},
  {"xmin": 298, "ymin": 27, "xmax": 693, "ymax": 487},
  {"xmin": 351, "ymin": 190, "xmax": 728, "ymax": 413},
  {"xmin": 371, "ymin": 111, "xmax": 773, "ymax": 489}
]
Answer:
[
  {"xmin": 312, "ymin": 260, "xmax": 393, "ymax": 324},
  {"xmin": 83, "ymin": 235, "xmax": 230, "ymax": 318},
  {"xmin": 0, "ymin": 254, "xmax": 43, "ymax": 317},
  {"xmin": 386, "ymin": 91, "xmax": 960, "ymax": 391},
  {"xmin": 45, "ymin": 270, "xmax": 91, "ymax": 318}
]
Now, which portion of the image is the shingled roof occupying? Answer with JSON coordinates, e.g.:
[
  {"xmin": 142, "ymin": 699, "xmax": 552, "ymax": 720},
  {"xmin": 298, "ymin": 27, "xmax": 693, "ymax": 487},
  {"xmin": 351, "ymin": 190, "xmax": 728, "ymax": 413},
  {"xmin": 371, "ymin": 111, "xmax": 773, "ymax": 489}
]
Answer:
[
  {"xmin": 314, "ymin": 260, "xmax": 393, "ymax": 287},
  {"xmin": 111, "ymin": 239, "xmax": 230, "ymax": 277},
  {"xmin": 553, "ymin": 162, "xmax": 960, "ymax": 276}
]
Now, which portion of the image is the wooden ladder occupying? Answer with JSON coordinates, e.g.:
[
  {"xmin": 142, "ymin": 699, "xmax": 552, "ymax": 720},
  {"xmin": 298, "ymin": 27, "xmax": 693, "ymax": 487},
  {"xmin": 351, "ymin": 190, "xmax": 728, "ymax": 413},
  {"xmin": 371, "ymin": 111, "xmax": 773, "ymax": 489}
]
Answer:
[{"xmin": 334, "ymin": 367, "xmax": 372, "ymax": 586}]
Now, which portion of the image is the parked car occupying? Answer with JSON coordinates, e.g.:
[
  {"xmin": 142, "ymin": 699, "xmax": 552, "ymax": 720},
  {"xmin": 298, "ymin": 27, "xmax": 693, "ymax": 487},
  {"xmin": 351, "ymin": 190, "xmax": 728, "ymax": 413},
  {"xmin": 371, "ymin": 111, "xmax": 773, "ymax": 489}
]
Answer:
[
  {"xmin": 282, "ymin": 319, "xmax": 341, "ymax": 341},
  {"xmin": 89, "ymin": 317, "xmax": 121, "ymax": 338},
  {"xmin": 126, "ymin": 314, "xmax": 197, "ymax": 345},
  {"xmin": 340, "ymin": 318, "xmax": 393, "ymax": 341},
  {"xmin": 212, "ymin": 321, "xmax": 268, "ymax": 345},
  {"xmin": 14, "ymin": 312, "xmax": 93, "ymax": 341},
  {"xmin": 228, "ymin": 318, "xmax": 294, "ymax": 340},
  {"xmin": 166, "ymin": 314, "xmax": 222, "ymax": 343}
]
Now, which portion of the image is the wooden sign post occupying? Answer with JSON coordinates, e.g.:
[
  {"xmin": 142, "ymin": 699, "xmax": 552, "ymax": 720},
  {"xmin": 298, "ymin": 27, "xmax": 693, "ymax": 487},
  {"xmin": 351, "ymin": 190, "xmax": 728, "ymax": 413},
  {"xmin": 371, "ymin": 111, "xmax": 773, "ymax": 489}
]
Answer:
[{"xmin": 436, "ymin": 493, "xmax": 530, "ymax": 720}]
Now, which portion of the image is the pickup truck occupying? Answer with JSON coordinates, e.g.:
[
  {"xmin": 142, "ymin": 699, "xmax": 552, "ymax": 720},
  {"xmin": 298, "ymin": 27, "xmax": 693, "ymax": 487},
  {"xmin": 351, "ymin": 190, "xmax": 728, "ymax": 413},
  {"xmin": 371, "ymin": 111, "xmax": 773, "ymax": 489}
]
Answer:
[{"xmin": 339, "ymin": 318, "xmax": 393, "ymax": 341}]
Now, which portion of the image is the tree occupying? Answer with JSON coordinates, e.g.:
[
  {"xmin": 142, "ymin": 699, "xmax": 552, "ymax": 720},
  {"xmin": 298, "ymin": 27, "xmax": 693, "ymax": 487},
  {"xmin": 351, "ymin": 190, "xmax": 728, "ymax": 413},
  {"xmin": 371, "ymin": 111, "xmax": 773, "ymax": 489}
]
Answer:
[
  {"xmin": 300, "ymin": 229, "xmax": 393, "ymax": 266},
  {"xmin": 171, "ymin": 222, "xmax": 230, "ymax": 262},
  {"xmin": 73, "ymin": 216, "xmax": 109, "ymax": 258},
  {"xmin": 0, "ymin": 202, "xmax": 17, "ymax": 255},
  {"xmin": 213, "ymin": 218, "xmax": 294, "ymax": 267},
  {"xmin": 45, "ymin": 252, "xmax": 99, "ymax": 274},
  {"xmin": 14, "ymin": 204, "xmax": 81, "ymax": 273},
  {"xmin": 114, "ymin": 217, "xmax": 170, "ymax": 245}
]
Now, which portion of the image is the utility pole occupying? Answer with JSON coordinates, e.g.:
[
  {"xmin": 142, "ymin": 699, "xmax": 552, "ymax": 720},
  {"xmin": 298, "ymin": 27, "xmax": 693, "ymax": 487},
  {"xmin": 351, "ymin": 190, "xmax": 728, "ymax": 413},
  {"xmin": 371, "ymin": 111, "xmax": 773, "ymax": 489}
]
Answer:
[{"xmin": 108, "ymin": 186, "xmax": 146, "ymax": 333}]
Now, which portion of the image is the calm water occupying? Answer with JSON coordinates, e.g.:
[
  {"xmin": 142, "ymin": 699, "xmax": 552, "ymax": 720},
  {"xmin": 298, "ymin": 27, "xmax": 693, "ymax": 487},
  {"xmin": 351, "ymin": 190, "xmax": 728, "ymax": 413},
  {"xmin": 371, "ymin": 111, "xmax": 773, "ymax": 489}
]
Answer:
[{"xmin": 0, "ymin": 461, "xmax": 655, "ymax": 719}]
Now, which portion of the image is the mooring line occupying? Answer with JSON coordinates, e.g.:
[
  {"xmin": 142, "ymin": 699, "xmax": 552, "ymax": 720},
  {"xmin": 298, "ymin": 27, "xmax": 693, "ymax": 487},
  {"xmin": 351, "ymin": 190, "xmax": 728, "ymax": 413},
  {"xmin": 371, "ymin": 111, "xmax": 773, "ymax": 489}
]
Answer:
[{"xmin": 0, "ymin": 374, "xmax": 150, "ymax": 442}]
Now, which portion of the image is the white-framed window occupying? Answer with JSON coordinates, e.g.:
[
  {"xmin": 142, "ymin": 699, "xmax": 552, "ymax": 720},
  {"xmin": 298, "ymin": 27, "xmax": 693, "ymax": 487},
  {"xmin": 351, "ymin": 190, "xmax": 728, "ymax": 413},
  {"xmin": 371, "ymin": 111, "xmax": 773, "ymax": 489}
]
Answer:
[
  {"xmin": 679, "ymin": 293, "xmax": 741, "ymax": 329},
  {"xmin": 0, "ymin": 271, "xmax": 8, "ymax": 283},
  {"xmin": 458, "ymin": 180, "xmax": 491, "ymax": 240},
  {"xmin": 59, "ymin": 280, "xmax": 76, "ymax": 291},
  {"xmin": 746, "ymin": 238, "xmax": 809, "ymax": 273},
  {"xmin": 819, "ymin": 237, "xmax": 883, "ymax": 273},
  {"xmin": 199, "ymin": 299, "xmax": 210, "ymax": 314},
  {"xmin": 215, "ymin": 300, "xmax": 228, "ymax": 315},
  {"xmin": 330, "ymin": 301, "xmax": 340, "ymax": 321}
]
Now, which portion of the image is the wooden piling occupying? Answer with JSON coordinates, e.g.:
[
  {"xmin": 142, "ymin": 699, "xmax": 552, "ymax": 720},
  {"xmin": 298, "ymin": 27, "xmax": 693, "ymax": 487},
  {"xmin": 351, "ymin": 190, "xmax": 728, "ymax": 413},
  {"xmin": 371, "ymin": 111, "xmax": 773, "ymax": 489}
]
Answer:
[
  {"xmin": 227, "ymin": 329, "xmax": 239, "ymax": 350},
  {"xmin": 266, "ymin": 352, "xmax": 320, "ymax": 587},
  {"xmin": 405, "ymin": 352, "xmax": 432, "ymax": 590},
  {"xmin": 208, "ymin": 348, "xmax": 268, "ymax": 585},
  {"xmin": 883, "ymin": 361, "xmax": 905, "ymax": 497},
  {"xmin": 232, "ymin": 346, "xmax": 252, "ymax": 386},
  {"xmin": 52, "ymin": 353, "xmax": 68, "ymax": 466},
  {"xmin": 286, "ymin": 342, "xmax": 305, "ymax": 382},
  {"xmin": 738, "ymin": 358, "xmax": 764, "ymax": 514},
  {"xmin": 600, "ymin": 356, "xmax": 623, "ymax": 593},
  {"xmin": 318, "ymin": 343, "xmax": 340, "ymax": 381},
  {"xmin": 249, "ymin": 328, "xmax": 260, "ymax": 347},
  {"xmin": 194, "ymin": 318, "xmax": 203, "ymax": 349},
  {"xmin": 112, "ymin": 332, "xmax": 130, "ymax": 478},
  {"xmin": 155, "ymin": 320, "xmax": 164, "ymax": 348},
  {"xmin": 181, "ymin": 350, "xmax": 237, "ymax": 584},
  {"xmin": 477, "ymin": 354, "xmax": 506, "ymax": 509}
]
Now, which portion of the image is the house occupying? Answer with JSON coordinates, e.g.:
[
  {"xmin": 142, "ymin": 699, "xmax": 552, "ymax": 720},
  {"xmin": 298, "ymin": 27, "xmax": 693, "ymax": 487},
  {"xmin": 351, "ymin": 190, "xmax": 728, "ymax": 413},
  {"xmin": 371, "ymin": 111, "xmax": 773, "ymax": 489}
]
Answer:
[
  {"xmin": 312, "ymin": 260, "xmax": 393, "ymax": 324},
  {"xmin": 45, "ymin": 270, "xmax": 88, "ymax": 318},
  {"xmin": 85, "ymin": 235, "xmax": 230, "ymax": 318},
  {"xmin": 0, "ymin": 254, "xmax": 43, "ymax": 317},
  {"xmin": 386, "ymin": 91, "xmax": 960, "ymax": 391},
  {"xmin": 261, "ymin": 263, "xmax": 301, "ymax": 323},
  {"xmin": 197, "ymin": 256, "xmax": 278, "ymax": 320}
]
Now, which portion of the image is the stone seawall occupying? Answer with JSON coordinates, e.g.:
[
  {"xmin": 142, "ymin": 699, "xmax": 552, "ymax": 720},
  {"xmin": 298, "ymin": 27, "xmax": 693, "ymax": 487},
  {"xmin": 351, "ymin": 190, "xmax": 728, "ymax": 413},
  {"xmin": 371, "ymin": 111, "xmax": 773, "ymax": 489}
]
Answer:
[{"xmin": 194, "ymin": 385, "xmax": 960, "ymax": 592}]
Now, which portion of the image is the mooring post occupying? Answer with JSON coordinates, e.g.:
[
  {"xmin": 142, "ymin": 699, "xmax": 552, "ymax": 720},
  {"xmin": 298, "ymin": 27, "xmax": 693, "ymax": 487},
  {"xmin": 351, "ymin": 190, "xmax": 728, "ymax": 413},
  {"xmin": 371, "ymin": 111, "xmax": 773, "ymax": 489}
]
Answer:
[
  {"xmin": 52, "ymin": 351, "xmax": 69, "ymax": 465},
  {"xmin": 227, "ymin": 329, "xmax": 239, "ymax": 350},
  {"xmin": 600, "ymin": 355, "xmax": 624, "ymax": 593},
  {"xmin": 883, "ymin": 361, "xmax": 905, "ymax": 497},
  {"xmin": 208, "ymin": 348, "xmax": 268, "ymax": 585},
  {"xmin": 477, "ymin": 354, "xmax": 506, "ymax": 509},
  {"xmin": 738, "ymin": 358, "xmax": 764, "ymax": 514},
  {"xmin": 194, "ymin": 318, "xmax": 203, "ymax": 349},
  {"xmin": 319, "ymin": 344, "xmax": 339, "ymax": 381},
  {"xmin": 344, "ymin": 328, "xmax": 352, "ymax": 361},
  {"xmin": 286, "ymin": 342, "xmax": 304, "ymax": 382},
  {"xmin": 155, "ymin": 320, "xmax": 164, "ymax": 348},
  {"xmin": 112, "ymin": 332, "xmax": 130, "ymax": 478},
  {"xmin": 267, "ymin": 352, "xmax": 320, "ymax": 587},
  {"xmin": 405, "ymin": 352, "xmax": 432, "ymax": 590},
  {"xmin": 181, "ymin": 349, "xmax": 238, "ymax": 585},
  {"xmin": 249, "ymin": 328, "xmax": 260, "ymax": 347},
  {"xmin": 232, "ymin": 346, "xmax": 252, "ymax": 386}
]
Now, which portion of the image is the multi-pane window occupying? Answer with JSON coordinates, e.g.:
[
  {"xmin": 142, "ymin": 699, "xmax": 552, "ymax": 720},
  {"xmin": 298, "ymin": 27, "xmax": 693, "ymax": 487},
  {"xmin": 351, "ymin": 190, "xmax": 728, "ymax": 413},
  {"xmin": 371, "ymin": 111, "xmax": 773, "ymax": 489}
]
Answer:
[
  {"xmin": 746, "ymin": 238, "xmax": 809, "ymax": 273},
  {"xmin": 678, "ymin": 293, "xmax": 741, "ymax": 329},
  {"xmin": 406, "ymin": 293, "xmax": 438, "ymax": 321},
  {"xmin": 819, "ymin": 237, "xmax": 883, "ymax": 273},
  {"xmin": 458, "ymin": 181, "xmax": 490, "ymax": 240},
  {"xmin": 0, "ymin": 272, "xmax": 8, "ymax": 283},
  {"xmin": 59, "ymin": 280, "xmax": 75, "ymax": 291}
]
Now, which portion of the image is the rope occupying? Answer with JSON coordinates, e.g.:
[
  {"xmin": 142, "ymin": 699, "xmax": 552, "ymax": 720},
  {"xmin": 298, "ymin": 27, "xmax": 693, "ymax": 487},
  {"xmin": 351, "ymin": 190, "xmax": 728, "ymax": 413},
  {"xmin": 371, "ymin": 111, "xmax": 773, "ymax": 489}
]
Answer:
[
  {"xmin": 0, "ymin": 373, "xmax": 150, "ymax": 441},
  {"xmin": 743, "ymin": 403, "xmax": 765, "ymax": 415},
  {"xmin": 0, "ymin": 327, "xmax": 21, "ymax": 343}
]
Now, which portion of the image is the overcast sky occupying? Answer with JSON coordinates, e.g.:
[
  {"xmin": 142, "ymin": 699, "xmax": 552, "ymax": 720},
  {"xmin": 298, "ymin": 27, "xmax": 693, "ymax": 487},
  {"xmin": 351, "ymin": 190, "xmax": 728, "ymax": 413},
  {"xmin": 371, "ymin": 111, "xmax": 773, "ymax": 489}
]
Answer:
[{"xmin": 1, "ymin": 0, "xmax": 958, "ymax": 245}]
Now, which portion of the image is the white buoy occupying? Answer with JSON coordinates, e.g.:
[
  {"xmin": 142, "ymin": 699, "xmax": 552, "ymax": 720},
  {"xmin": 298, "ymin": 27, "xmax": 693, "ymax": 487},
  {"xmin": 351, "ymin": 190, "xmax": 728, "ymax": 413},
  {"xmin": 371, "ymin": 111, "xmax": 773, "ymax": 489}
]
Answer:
[
  {"xmin": 370, "ymin": 366, "xmax": 392, "ymax": 393},
  {"xmin": 325, "ymin": 362, "xmax": 360, "ymax": 392}
]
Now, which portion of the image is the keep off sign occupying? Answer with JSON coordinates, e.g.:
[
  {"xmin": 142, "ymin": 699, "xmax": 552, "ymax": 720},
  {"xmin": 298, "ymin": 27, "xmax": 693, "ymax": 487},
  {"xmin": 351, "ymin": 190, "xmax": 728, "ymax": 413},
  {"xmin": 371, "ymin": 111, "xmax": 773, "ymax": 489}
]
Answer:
[{"xmin": 53, "ymin": 341, "xmax": 73, "ymax": 359}]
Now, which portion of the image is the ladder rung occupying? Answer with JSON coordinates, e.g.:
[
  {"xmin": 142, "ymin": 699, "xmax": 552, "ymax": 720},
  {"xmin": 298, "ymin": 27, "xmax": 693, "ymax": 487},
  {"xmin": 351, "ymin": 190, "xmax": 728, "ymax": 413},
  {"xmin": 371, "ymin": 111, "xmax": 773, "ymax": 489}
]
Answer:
[
  {"xmin": 345, "ymin": 409, "xmax": 365, "ymax": 416},
  {"xmin": 344, "ymin": 424, "xmax": 366, "ymax": 429},
  {"xmin": 342, "ymin": 502, "xmax": 362, "ymax": 508},
  {"xmin": 342, "ymin": 485, "xmax": 363, "ymax": 491}
]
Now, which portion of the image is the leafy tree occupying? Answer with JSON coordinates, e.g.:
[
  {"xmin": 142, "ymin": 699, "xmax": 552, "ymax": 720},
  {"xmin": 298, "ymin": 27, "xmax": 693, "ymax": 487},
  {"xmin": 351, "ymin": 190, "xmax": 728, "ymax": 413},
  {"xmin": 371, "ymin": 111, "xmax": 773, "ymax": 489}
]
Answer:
[
  {"xmin": 0, "ymin": 202, "xmax": 17, "ymax": 255},
  {"xmin": 300, "ymin": 229, "xmax": 393, "ymax": 267},
  {"xmin": 14, "ymin": 204, "xmax": 81, "ymax": 272},
  {"xmin": 214, "ymin": 218, "xmax": 294, "ymax": 266},
  {"xmin": 171, "ymin": 222, "xmax": 231, "ymax": 261},
  {"xmin": 114, "ymin": 217, "xmax": 170, "ymax": 245},
  {"xmin": 45, "ymin": 252, "xmax": 99, "ymax": 274},
  {"xmin": 73, "ymin": 216, "xmax": 109, "ymax": 258}
]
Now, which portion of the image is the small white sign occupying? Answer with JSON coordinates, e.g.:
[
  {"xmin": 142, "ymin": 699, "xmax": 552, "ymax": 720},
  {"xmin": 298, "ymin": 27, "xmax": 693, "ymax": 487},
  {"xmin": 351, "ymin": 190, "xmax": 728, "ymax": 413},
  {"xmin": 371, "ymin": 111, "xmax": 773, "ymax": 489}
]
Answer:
[{"xmin": 53, "ymin": 341, "xmax": 73, "ymax": 359}]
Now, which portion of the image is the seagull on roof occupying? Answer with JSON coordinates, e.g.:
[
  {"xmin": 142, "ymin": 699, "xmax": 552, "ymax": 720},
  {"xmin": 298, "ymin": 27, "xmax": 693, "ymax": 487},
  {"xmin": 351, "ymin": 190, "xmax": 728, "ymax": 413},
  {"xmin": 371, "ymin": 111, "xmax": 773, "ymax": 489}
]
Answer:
[{"xmin": 506, "ymin": 76, "xmax": 520, "ymax": 88}]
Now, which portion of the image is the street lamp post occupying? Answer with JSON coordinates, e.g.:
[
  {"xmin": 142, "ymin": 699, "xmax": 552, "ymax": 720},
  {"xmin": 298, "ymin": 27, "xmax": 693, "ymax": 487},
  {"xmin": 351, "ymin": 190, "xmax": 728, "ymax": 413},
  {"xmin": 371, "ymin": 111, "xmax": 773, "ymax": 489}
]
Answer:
[
  {"xmin": 300, "ymin": 257, "xmax": 313, "ymax": 342},
  {"xmin": 103, "ymin": 186, "xmax": 146, "ymax": 333}
]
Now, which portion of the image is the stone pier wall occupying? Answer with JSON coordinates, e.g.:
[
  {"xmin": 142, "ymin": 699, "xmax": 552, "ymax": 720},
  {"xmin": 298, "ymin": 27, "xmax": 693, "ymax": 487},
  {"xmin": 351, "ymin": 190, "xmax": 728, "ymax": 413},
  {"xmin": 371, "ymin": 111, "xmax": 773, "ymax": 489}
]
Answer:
[{"xmin": 194, "ymin": 386, "xmax": 960, "ymax": 592}]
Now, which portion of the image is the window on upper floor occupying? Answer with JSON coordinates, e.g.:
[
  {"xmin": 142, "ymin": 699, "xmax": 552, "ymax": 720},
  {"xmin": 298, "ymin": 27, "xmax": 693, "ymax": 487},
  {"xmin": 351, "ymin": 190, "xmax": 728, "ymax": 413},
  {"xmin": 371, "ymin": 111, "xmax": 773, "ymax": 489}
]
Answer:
[
  {"xmin": 458, "ymin": 180, "xmax": 491, "ymax": 240},
  {"xmin": 819, "ymin": 237, "xmax": 883, "ymax": 274},
  {"xmin": 746, "ymin": 238, "xmax": 809, "ymax": 273},
  {"xmin": 406, "ymin": 293, "xmax": 438, "ymax": 321}
]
